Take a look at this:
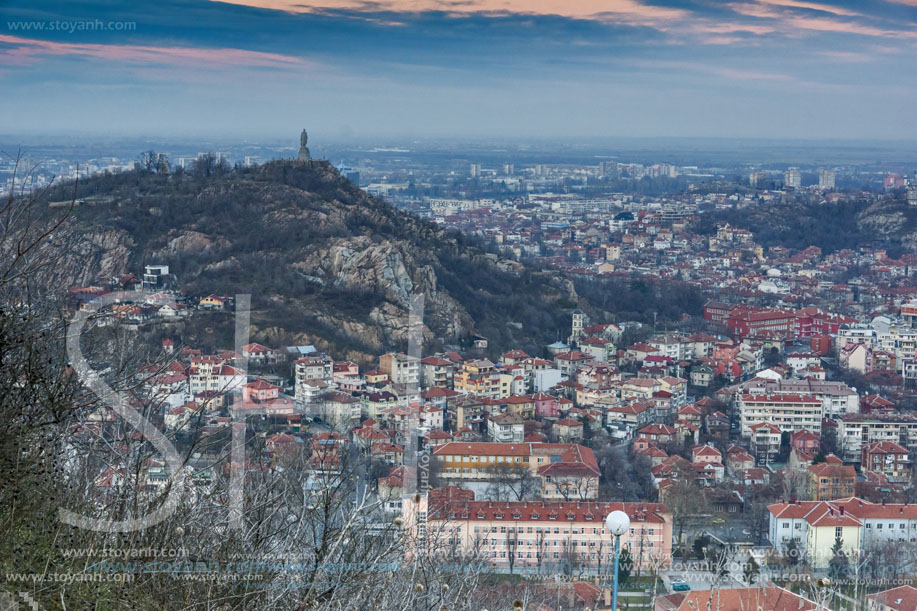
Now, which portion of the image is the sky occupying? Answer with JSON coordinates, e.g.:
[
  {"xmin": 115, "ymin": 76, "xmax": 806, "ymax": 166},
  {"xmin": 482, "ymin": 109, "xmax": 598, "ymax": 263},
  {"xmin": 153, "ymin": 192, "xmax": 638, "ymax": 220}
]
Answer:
[{"xmin": 1, "ymin": 0, "xmax": 917, "ymax": 141}]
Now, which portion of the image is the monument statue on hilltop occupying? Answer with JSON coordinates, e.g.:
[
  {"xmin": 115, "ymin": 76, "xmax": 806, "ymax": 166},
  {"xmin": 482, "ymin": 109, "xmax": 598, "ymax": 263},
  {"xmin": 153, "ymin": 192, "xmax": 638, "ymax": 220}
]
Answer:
[{"xmin": 298, "ymin": 129, "xmax": 311, "ymax": 161}]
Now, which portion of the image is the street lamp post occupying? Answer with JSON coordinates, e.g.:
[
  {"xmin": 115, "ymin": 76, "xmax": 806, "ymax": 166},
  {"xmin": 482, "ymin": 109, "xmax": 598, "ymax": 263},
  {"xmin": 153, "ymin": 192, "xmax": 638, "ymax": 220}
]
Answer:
[{"xmin": 606, "ymin": 510, "xmax": 631, "ymax": 611}]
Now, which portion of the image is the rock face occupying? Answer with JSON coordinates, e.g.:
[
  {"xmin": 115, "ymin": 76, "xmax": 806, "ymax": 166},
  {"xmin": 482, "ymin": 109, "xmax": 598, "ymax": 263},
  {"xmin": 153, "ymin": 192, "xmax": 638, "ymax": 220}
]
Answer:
[
  {"xmin": 696, "ymin": 193, "xmax": 917, "ymax": 255},
  {"xmin": 153, "ymin": 231, "xmax": 231, "ymax": 257},
  {"xmin": 857, "ymin": 200, "xmax": 917, "ymax": 250},
  {"xmin": 40, "ymin": 227, "xmax": 134, "ymax": 288},
  {"xmin": 40, "ymin": 160, "xmax": 576, "ymax": 361}
]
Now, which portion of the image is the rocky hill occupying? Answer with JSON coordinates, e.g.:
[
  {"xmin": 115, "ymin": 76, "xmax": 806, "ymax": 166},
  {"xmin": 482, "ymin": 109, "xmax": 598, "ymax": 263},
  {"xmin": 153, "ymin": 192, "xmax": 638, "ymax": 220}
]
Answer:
[
  {"xmin": 695, "ymin": 192, "xmax": 917, "ymax": 255},
  {"xmin": 855, "ymin": 197, "xmax": 917, "ymax": 251},
  {"xmin": 41, "ymin": 160, "xmax": 586, "ymax": 362}
]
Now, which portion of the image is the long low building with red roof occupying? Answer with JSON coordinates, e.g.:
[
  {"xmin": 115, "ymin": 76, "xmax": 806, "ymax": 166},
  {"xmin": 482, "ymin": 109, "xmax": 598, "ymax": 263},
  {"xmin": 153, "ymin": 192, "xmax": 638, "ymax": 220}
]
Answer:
[{"xmin": 403, "ymin": 486, "xmax": 672, "ymax": 572}]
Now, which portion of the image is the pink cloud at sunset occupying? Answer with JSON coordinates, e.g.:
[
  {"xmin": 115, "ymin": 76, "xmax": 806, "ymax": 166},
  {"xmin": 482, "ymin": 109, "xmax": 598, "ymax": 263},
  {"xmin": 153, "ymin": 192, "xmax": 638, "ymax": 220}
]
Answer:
[
  {"xmin": 0, "ymin": 35, "xmax": 312, "ymax": 68},
  {"xmin": 207, "ymin": 0, "xmax": 917, "ymax": 43},
  {"xmin": 209, "ymin": 0, "xmax": 690, "ymax": 26}
]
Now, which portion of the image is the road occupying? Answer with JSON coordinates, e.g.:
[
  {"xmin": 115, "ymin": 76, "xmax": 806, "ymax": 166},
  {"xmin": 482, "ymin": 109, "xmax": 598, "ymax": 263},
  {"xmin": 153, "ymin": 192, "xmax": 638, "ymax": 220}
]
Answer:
[{"xmin": 659, "ymin": 553, "xmax": 748, "ymax": 594}]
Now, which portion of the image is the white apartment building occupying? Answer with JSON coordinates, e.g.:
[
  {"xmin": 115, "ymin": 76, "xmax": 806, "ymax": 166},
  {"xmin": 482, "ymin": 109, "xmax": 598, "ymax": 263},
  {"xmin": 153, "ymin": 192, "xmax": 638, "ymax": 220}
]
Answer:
[
  {"xmin": 730, "ymin": 378, "xmax": 859, "ymax": 417},
  {"xmin": 739, "ymin": 393, "xmax": 823, "ymax": 436},
  {"xmin": 837, "ymin": 414, "xmax": 917, "ymax": 463},
  {"xmin": 769, "ymin": 498, "xmax": 917, "ymax": 568}
]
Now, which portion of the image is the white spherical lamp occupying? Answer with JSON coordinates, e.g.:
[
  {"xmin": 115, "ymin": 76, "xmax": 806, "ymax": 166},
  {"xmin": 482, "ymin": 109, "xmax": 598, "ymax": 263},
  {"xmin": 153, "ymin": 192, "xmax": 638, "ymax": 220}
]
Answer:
[{"xmin": 605, "ymin": 510, "xmax": 630, "ymax": 536}]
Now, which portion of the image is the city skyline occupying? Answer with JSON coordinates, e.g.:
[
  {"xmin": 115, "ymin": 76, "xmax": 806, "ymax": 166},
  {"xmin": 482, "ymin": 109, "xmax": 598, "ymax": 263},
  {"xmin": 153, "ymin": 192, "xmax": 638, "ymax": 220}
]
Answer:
[{"xmin": 2, "ymin": 0, "xmax": 917, "ymax": 140}]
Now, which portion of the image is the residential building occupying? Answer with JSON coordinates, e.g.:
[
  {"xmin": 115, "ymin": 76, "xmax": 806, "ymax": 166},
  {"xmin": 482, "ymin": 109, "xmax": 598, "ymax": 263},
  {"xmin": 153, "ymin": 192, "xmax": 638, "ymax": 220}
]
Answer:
[
  {"xmin": 404, "ymin": 487, "xmax": 672, "ymax": 572},
  {"xmin": 729, "ymin": 378, "xmax": 858, "ymax": 417},
  {"xmin": 294, "ymin": 354, "xmax": 333, "ymax": 404},
  {"xmin": 487, "ymin": 413, "xmax": 524, "ymax": 443},
  {"xmin": 419, "ymin": 356, "xmax": 454, "ymax": 388},
  {"xmin": 454, "ymin": 359, "xmax": 503, "ymax": 399},
  {"xmin": 432, "ymin": 442, "xmax": 600, "ymax": 500},
  {"xmin": 554, "ymin": 418, "xmax": 584, "ymax": 442},
  {"xmin": 808, "ymin": 461, "xmax": 856, "ymax": 500},
  {"xmin": 769, "ymin": 498, "xmax": 917, "ymax": 568},
  {"xmin": 861, "ymin": 441, "xmax": 911, "ymax": 485},
  {"xmin": 837, "ymin": 414, "xmax": 917, "ymax": 463},
  {"xmin": 240, "ymin": 342, "xmax": 281, "ymax": 364},
  {"xmin": 738, "ymin": 393, "xmax": 823, "ymax": 436},
  {"xmin": 749, "ymin": 422, "xmax": 782, "ymax": 464},
  {"xmin": 379, "ymin": 353, "xmax": 420, "ymax": 386},
  {"xmin": 554, "ymin": 351, "xmax": 594, "ymax": 378}
]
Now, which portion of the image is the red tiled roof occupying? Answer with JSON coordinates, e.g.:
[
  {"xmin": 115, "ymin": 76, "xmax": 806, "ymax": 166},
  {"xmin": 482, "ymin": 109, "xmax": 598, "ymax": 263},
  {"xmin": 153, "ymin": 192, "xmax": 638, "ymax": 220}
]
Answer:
[
  {"xmin": 863, "ymin": 441, "xmax": 908, "ymax": 455},
  {"xmin": 427, "ymin": 487, "xmax": 668, "ymax": 523},
  {"xmin": 867, "ymin": 585, "xmax": 917, "ymax": 611},
  {"xmin": 657, "ymin": 587, "xmax": 816, "ymax": 611}
]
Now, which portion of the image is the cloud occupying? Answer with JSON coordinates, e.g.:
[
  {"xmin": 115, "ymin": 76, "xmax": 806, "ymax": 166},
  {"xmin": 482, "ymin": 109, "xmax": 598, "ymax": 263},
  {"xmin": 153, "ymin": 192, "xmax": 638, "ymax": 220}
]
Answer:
[
  {"xmin": 727, "ymin": 0, "xmax": 917, "ymax": 40},
  {"xmin": 784, "ymin": 14, "xmax": 917, "ymax": 38},
  {"xmin": 816, "ymin": 49, "xmax": 875, "ymax": 62},
  {"xmin": 206, "ymin": 0, "xmax": 917, "ymax": 49},
  {"xmin": 714, "ymin": 67, "xmax": 796, "ymax": 81},
  {"xmin": 754, "ymin": 0, "xmax": 860, "ymax": 17},
  {"xmin": 210, "ymin": 0, "xmax": 690, "ymax": 26},
  {"xmin": 0, "ymin": 34, "xmax": 312, "ymax": 68}
]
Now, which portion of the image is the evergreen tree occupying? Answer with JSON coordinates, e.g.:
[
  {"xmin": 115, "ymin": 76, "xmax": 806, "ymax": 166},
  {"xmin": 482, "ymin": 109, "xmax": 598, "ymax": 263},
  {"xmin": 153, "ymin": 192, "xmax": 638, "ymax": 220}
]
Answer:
[
  {"xmin": 829, "ymin": 536, "xmax": 849, "ymax": 578},
  {"xmin": 784, "ymin": 537, "xmax": 802, "ymax": 566},
  {"xmin": 743, "ymin": 557, "xmax": 760, "ymax": 585},
  {"xmin": 617, "ymin": 547, "xmax": 633, "ymax": 587}
]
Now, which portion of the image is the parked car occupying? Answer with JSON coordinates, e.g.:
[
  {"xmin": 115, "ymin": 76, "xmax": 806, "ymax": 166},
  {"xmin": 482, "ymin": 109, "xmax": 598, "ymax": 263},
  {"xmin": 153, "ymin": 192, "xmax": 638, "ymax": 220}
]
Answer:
[{"xmin": 671, "ymin": 580, "xmax": 691, "ymax": 592}]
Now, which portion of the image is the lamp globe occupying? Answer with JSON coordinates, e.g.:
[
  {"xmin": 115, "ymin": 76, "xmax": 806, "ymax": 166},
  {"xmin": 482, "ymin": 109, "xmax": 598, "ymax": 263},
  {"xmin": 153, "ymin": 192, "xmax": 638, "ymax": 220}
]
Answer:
[{"xmin": 605, "ymin": 510, "xmax": 630, "ymax": 536}]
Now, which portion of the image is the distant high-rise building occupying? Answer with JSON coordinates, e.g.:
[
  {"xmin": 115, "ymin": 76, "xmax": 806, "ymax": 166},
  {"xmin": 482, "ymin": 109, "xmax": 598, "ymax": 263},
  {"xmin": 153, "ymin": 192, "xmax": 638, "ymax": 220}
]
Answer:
[
  {"xmin": 818, "ymin": 169, "xmax": 835, "ymax": 190},
  {"xmin": 908, "ymin": 170, "xmax": 917, "ymax": 206},
  {"xmin": 244, "ymin": 155, "xmax": 261, "ymax": 168},
  {"xmin": 503, "ymin": 163, "xmax": 514, "ymax": 176},
  {"xmin": 535, "ymin": 164, "xmax": 547, "ymax": 177},
  {"xmin": 336, "ymin": 163, "xmax": 360, "ymax": 184},
  {"xmin": 784, "ymin": 168, "xmax": 802, "ymax": 189},
  {"xmin": 600, "ymin": 161, "xmax": 618, "ymax": 179},
  {"xmin": 469, "ymin": 163, "xmax": 482, "ymax": 178},
  {"xmin": 749, "ymin": 170, "xmax": 765, "ymax": 188}
]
